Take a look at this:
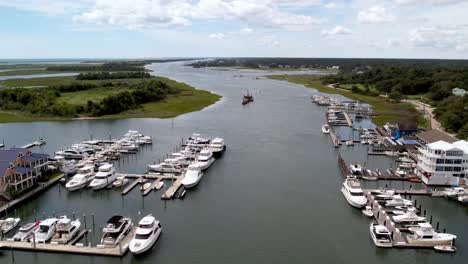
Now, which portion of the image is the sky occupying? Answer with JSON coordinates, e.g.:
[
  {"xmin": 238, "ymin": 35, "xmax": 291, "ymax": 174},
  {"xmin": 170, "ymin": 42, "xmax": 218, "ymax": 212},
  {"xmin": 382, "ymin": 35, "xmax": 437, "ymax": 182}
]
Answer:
[{"xmin": 1, "ymin": 0, "xmax": 468, "ymax": 59}]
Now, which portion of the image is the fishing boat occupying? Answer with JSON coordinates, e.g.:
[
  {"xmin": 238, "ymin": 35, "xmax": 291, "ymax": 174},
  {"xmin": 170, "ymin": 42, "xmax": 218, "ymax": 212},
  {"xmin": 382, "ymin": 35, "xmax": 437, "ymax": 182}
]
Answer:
[
  {"xmin": 181, "ymin": 164, "xmax": 204, "ymax": 188},
  {"xmin": 406, "ymin": 226, "xmax": 456, "ymax": 246},
  {"xmin": 242, "ymin": 91, "xmax": 254, "ymax": 105},
  {"xmin": 0, "ymin": 217, "xmax": 20, "ymax": 233},
  {"xmin": 34, "ymin": 218, "xmax": 59, "ymax": 243},
  {"xmin": 369, "ymin": 222, "xmax": 393, "ymax": 248},
  {"xmin": 129, "ymin": 215, "xmax": 162, "ymax": 255},
  {"xmin": 13, "ymin": 221, "xmax": 40, "ymax": 241},
  {"xmin": 341, "ymin": 176, "xmax": 367, "ymax": 208},
  {"xmin": 209, "ymin": 137, "xmax": 226, "ymax": 158},
  {"xmin": 101, "ymin": 215, "xmax": 133, "ymax": 247},
  {"xmin": 321, "ymin": 124, "xmax": 330, "ymax": 134},
  {"xmin": 113, "ymin": 176, "xmax": 129, "ymax": 187},
  {"xmin": 51, "ymin": 217, "xmax": 81, "ymax": 244}
]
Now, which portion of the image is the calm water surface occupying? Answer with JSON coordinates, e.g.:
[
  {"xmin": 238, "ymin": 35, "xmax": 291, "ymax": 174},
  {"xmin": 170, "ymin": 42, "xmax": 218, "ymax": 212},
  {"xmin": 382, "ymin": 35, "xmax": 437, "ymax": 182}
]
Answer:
[{"xmin": 0, "ymin": 62, "xmax": 467, "ymax": 263}]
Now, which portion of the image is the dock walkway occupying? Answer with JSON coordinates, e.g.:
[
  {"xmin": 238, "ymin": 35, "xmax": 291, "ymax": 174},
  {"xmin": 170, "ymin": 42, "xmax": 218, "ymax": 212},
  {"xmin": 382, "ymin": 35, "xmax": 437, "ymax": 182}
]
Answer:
[
  {"xmin": 343, "ymin": 112, "xmax": 353, "ymax": 127},
  {"xmin": 0, "ymin": 227, "xmax": 135, "ymax": 257},
  {"xmin": 161, "ymin": 176, "xmax": 185, "ymax": 200}
]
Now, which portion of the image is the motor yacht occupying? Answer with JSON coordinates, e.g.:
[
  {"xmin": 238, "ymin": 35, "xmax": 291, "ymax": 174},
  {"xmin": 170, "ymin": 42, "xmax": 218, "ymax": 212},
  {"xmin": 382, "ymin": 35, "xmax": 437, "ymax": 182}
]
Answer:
[
  {"xmin": 385, "ymin": 195, "xmax": 413, "ymax": 207},
  {"xmin": 0, "ymin": 217, "xmax": 20, "ymax": 233},
  {"xmin": 369, "ymin": 223, "xmax": 393, "ymax": 248},
  {"xmin": 209, "ymin": 137, "xmax": 226, "ymax": 158},
  {"xmin": 147, "ymin": 162, "xmax": 183, "ymax": 174},
  {"xmin": 444, "ymin": 187, "xmax": 466, "ymax": 198},
  {"xmin": 51, "ymin": 217, "xmax": 81, "ymax": 244},
  {"xmin": 89, "ymin": 163, "xmax": 117, "ymax": 190},
  {"xmin": 65, "ymin": 165, "xmax": 95, "ymax": 191},
  {"xmin": 197, "ymin": 149, "xmax": 215, "ymax": 170},
  {"xmin": 101, "ymin": 215, "xmax": 132, "ymax": 247},
  {"xmin": 55, "ymin": 149, "xmax": 87, "ymax": 160},
  {"xmin": 33, "ymin": 218, "xmax": 59, "ymax": 243},
  {"xmin": 374, "ymin": 190, "xmax": 395, "ymax": 200},
  {"xmin": 13, "ymin": 221, "xmax": 40, "ymax": 241},
  {"xmin": 181, "ymin": 164, "xmax": 204, "ymax": 188},
  {"xmin": 321, "ymin": 124, "xmax": 330, "ymax": 134},
  {"xmin": 392, "ymin": 208, "xmax": 426, "ymax": 223},
  {"xmin": 406, "ymin": 225, "xmax": 456, "ymax": 246},
  {"xmin": 129, "ymin": 215, "xmax": 162, "ymax": 255},
  {"xmin": 341, "ymin": 177, "xmax": 367, "ymax": 208}
]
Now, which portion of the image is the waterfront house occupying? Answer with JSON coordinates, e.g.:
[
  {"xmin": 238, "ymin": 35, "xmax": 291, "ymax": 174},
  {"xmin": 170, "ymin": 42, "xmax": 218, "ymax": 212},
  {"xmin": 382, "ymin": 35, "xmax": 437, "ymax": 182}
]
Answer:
[
  {"xmin": 416, "ymin": 129, "xmax": 457, "ymax": 145},
  {"xmin": 0, "ymin": 148, "xmax": 49, "ymax": 199},
  {"xmin": 415, "ymin": 140, "xmax": 468, "ymax": 186}
]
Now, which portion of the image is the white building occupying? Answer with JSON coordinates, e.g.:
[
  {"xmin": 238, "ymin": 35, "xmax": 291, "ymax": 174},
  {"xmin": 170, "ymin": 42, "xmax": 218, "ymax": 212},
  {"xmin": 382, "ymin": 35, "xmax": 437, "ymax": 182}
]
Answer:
[{"xmin": 415, "ymin": 140, "xmax": 468, "ymax": 186}]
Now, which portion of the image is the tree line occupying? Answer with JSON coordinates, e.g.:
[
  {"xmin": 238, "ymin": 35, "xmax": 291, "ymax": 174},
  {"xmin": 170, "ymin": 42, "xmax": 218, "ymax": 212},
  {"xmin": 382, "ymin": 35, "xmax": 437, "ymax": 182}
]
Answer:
[
  {"xmin": 46, "ymin": 62, "xmax": 145, "ymax": 72},
  {"xmin": 76, "ymin": 71, "xmax": 151, "ymax": 80},
  {"xmin": 0, "ymin": 79, "xmax": 180, "ymax": 118}
]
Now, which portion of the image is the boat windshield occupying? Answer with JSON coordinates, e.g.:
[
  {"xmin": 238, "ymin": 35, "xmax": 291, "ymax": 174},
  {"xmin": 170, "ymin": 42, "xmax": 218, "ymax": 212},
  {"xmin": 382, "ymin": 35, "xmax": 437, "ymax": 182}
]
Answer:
[
  {"xmin": 95, "ymin": 174, "xmax": 110, "ymax": 179},
  {"xmin": 39, "ymin": 225, "xmax": 49, "ymax": 232},
  {"xmin": 135, "ymin": 233, "xmax": 151, "ymax": 240},
  {"xmin": 78, "ymin": 168, "xmax": 91, "ymax": 174},
  {"xmin": 139, "ymin": 222, "xmax": 154, "ymax": 229},
  {"xmin": 350, "ymin": 191, "xmax": 363, "ymax": 196}
]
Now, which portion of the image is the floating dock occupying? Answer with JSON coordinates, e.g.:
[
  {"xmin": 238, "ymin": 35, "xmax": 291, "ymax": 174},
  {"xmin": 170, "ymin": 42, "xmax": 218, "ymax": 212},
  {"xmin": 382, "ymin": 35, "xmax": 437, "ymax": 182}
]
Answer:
[
  {"xmin": 21, "ymin": 139, "xmax": 46, "ymax": 149},
  {"xmin": 161, "ymin": 176, "xmax": 185, "ymax": 200},
  {"xmin": 0, "ymin": 227, "xmax": 135, "ymax": 257},
  {"xmin": 343, "ymin": 112, "xmax": 353, "ymax": 127}
]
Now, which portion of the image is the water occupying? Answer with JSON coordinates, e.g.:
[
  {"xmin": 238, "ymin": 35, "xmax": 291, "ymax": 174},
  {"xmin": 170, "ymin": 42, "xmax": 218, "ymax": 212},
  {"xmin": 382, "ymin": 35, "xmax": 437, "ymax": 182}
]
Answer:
[
  {"xmin": 0, "ymin": 72, "xmax": 78, "ymax": 81},
  {"xmin": 0, "ymin": 62, "xmax": 467, "ymax": 263}
]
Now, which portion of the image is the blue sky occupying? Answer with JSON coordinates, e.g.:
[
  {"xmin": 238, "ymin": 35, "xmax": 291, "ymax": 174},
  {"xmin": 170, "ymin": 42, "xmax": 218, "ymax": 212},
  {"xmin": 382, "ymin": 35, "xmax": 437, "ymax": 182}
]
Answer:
[{"xmin": 1, "ymin": 0, "xmax": 468, "ymax": 59}]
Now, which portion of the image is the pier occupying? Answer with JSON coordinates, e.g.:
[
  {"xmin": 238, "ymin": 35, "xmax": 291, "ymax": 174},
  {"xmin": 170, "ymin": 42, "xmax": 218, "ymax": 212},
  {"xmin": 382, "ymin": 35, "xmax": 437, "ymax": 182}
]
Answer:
[
  {"xmin": 0, "ymin": 227, "xmax": 135, "ymax": 257},
  {"xmin": 161, "ymin": 176, "xmax": 185, "ymax": 200},
  {"xmin": 343, "ymin": 112, "xmax": 353, "ymax": 127},
  {"xmin": 330, "ymin": 128, "xmax": 341, "ymax": 148},
  {"xmin": 21, "ymin": 139, "xmax": 46, "ymax": 149}
]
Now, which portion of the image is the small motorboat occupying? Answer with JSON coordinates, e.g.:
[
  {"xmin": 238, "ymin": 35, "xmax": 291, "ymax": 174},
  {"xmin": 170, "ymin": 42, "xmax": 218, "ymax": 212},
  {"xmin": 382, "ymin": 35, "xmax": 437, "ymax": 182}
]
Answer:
[
  {"xmin": 349, "ymin": 163, "xmax": 362, "ymax": 175},
  {"xmin": 141, "ymin": 182, "xmax": 152, "ymax": 192},
  {"xmin": 385, "ymin": 195, "xmax": 413, "ymax": 207},
  {"xmin": 113, "ymin": 176, "xmax": 129, "ymax": 187},
  {"xmin": 13, "ymin": 221, "xmax": 40, "ymax": 241},
  {"xmin": 0, "ymin": 217, "xmax": 21, "ymax": 233},
  {"xmin": 34, "ymin": 218, "xmax": 59, "ymax": 243},
  {"xmin": 345, "ymin": 139, "xmax": 354, "ymax": 146},
  {"xmin": 51, "ymin": 217, "xmax": 81, "ymax": 244},
  {"xmin": 362, "ymin": 206, "xmax": 373, "ymax": 217},
  {"xmin": 129, "ymin": 214, "xmax": 162, "ymax": 255},
  {"xmin": 392, "ymin": 208, "xmax": 426, "ymax": 223},
  {"xmin": 154, "ymin": 181, "xmax": 164, "ymax": 190},
  {"xmin": 101, "ymin": 215, "xmax": 132, "ymax": 247},
  {"xmin": 321, "ymin": 124, "xmax": 330, "ymax": 134},
  {"xmin": 369, "ymin": 222, "xmax": 393, "ymax": 248},
  {"xmin": 434, "ymin": 245, "xmax": 457, "ymax": 253}
]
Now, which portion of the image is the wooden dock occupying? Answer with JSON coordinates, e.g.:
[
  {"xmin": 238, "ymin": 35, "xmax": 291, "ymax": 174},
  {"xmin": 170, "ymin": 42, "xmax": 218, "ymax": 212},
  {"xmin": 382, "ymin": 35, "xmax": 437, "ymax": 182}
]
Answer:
[
  {"xmin": 121, "ymin": 178, "xmax": 143, "ymax": 195},
  {"xmin": 68, "ymin": 230, "xmax": 88, "ymax": 245},
  {"xmin": 343, "ymin": 112, "xmax": 353, "ymax": 127},
  {"xmin": 329, "ymin": 128, "xmax": 341, "ymax": 148},
  {"xmin": 161, "ymin": 176, "xmax": 185, "ymax": 200},
  {"xmin": 0, "ymin": 227, "xmax": 135, "ymax": 257},
  {"xmin": 142, "ymin": 180, "xmax": 156, "ymax": 196}
]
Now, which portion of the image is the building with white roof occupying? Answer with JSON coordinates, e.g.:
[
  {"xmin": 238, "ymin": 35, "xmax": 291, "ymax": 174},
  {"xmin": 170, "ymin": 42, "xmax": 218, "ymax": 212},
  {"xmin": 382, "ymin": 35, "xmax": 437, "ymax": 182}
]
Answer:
[{"xmin": 415, "ymin": 140, "xmax": 468, "ymax": 186}]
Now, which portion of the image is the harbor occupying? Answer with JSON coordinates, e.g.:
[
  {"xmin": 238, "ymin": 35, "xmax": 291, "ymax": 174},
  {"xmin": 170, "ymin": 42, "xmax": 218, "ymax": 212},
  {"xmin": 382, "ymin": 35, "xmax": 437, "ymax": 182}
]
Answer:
[{"xmin": 0, "ymin": 62, "xmax": 467, "ymax": 264}]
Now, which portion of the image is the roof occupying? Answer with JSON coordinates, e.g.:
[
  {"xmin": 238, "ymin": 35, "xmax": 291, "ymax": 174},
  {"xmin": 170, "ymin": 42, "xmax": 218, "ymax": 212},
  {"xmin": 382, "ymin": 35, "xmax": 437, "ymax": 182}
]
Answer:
[
  {"xmin": 398, "ymin": 139, "xmax": 418, "ymax": 145},
  {"xmin": 0, "ymin": 150, "xmax": 21, "ymax": 162},
  {"xmin": 416, "ymin": 129, "xmax": 457, "ymax": 144},
  {"xmin": 453, "ymin": 140, "xmax": 468, "ymax": 153},
  {"xmin": 0, "ymin": 161, "xmax": 11, "ymax": 177}
]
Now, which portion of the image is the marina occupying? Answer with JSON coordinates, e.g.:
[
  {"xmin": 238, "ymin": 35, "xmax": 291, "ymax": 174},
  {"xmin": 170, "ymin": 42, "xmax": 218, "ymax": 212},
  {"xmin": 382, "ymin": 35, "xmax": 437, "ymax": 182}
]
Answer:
[{"xmin": 0, "ymin": 62, "xmax": 467, "ymax": 264}]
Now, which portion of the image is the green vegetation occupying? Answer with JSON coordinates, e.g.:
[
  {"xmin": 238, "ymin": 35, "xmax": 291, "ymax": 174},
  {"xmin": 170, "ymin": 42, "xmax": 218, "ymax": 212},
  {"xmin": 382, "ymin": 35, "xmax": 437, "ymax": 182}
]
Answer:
[
  {"xmin": 76, "ymin": 71, "xmax": 151, "ymax": 80},
  {"xmin": 268, "ymin": 74, "xmax": 421, "ymax": 126},
  {"xmin": 45, "ymin": 62, "xmax": 147, "ymax": 72},
  {"xmin": 433, "ymin": 95, "xmax": 468, "ymax": 139},
  {"xmin": 0, "ymin": 75, "xmax": 220, "ymax": 123},
  {"xmin": 0, "ymin": 69, "xmax": 62, "ymax": 76}
]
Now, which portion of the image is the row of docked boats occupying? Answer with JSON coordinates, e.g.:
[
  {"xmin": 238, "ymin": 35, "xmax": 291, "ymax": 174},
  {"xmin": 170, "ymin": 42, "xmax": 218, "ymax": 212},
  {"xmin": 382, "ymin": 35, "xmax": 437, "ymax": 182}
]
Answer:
[
  {"xmin": 340, "ymin": 177, "xmax": 457, "ymax": 251},
  {"xmin": 65, "ymin": 162, "xmax": 117, "ymax": 191},
  {"xmin": 3, "ymin": 213, "xmax": 163, "ymax": 255},
  {"xmin": 147, "ymin": 134, "xmax": 226, "ymax": 189}
]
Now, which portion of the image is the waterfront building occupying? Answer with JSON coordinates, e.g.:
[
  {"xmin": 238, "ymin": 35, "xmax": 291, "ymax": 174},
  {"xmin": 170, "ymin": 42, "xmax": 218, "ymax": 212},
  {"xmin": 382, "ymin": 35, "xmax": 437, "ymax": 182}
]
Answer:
[
  {"xmin": 415, "ymin": 140, "xmax": 468, "ymax": 186},
  {"xmin": 416, "ymin": 129, "xmax": 457, "ymax": 145},
  {"xmin": 0, "ymin": 148, "xmax": 49, "ymax": 199}
]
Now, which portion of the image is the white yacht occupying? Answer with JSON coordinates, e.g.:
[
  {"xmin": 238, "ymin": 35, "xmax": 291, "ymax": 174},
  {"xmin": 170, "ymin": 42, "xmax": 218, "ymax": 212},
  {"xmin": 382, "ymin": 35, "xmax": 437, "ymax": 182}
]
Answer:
[
  {"xmin": 392, "ymin": 208, "xmax": 426, "ymax": 223},
  {"xmin": 341, "ymin": 177, "xmax": 367, "ymax": 208},
  {"xmin": 385, "ymin": 195, "xmax": 413, "ymax": 207},
  {"xmin": 89, "ymin": 163, "xmax": 116, "ymax": 190},
  {"xmin": 129, "ymin": 215, "xmax": 162, "ymax": 255},
  {"xmin": 101, "ymin": 215, "xmax": 133, "ymax": 247},
  {"xmin": 55, "ymin": 149, "xmax": 87, "ymax": 160},
  {"xmin": 13, "ymin": 221, "xmax": 40, "ymax": 241},
  {"xmin": 444, "ymin": 187, "xmax": 466, "ymax": 198},
  {"xmin": 369, "ymin": 223, "xmax": 393, "ymax": 248},
  {"xmin": 0, "ymin": 217, "xmax": 20, "ymax": 233},
  {"xmin": 181, "ymin": 164, "xmax": 204, "ymax": 188},
  {"xmin": 321, "ymin": 124, "xmax": 330, "ymax": 134},
  {"xmin": 209, "ymin": 137, "xmax": 226, "ymax": 158},
  {"xmin": 197, "ymin": 149, "xmax": 215, "ymax": 170},
  {"xmin": 65, "ymin": 165, "xmax": 95, "ymax": 191},
  {"xmin": 406, "ymin": 226, "xmax": 456, "ymax": 246},
  {"xmin": 33, "ymin": 218, "xmax": 59, "ymax": 243},
  {"xmin": 147, "ymin": 162, "xmax": 183, "ymax": 174},
  {"xmin": 51, "ymin": 217, "xmax": 81, "ymax": 244},
  {"xmin": 113, "ymin": 176, "xmax": 129, "ymax": 187}
]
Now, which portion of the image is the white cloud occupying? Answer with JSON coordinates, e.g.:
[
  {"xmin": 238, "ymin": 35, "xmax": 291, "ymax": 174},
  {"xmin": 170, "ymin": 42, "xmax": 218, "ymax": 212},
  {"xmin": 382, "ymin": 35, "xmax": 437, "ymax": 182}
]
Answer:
[
  {"xmin": 255, "ymin": 35, "xmax": 280, "ymax": 47},
  {"xmin": 240, "ymin": 27, "xmax": 254, "ymax": 35},
  {"xmin": 392, "ymin": 0, "xmax": 465, "ymax": 5},
  {"xmin": 324, "ymin": 2, "xmax": 337, "ymax": 8},
  {"xmin": 409, "ymin": 25, "xmax": 468, "ymax": 51},
  {"xmin": 209, "ymin": 33, "xmax": 226, "ymax": 39},
  {"xmin": 321, "ymin": 25, "xmax": 351, "ymax": 36},
  {"xmin": 357, "ymin": 6, "xmax": 395, "ymax": 23}
]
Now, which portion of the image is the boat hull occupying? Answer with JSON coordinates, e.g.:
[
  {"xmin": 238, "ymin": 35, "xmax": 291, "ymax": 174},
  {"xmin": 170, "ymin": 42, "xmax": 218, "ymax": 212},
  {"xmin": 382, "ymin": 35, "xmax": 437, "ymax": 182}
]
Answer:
[
  {"xmin": 130, "ymin": 229, "xmax": 162, "ymax": 255},
  {"xmin": 212, "ymin": 146, "xmax": 226, "ymax": 159}
]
